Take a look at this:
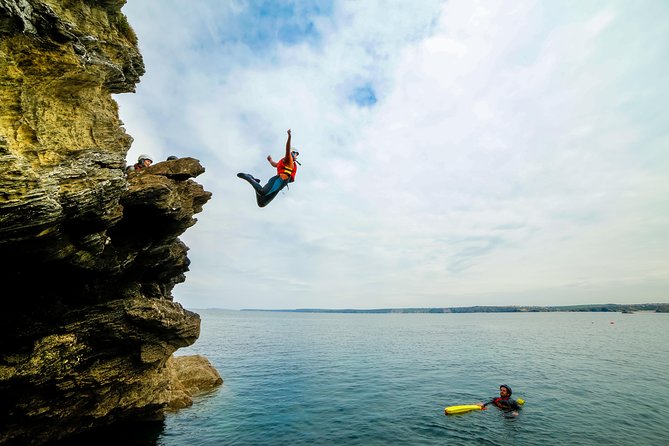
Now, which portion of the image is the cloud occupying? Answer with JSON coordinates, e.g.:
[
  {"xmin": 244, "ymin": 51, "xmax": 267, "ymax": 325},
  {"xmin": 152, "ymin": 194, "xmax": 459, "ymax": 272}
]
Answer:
[{"xmin": 116, "ymin": 0, "xmax": 669, "ymax": 309}]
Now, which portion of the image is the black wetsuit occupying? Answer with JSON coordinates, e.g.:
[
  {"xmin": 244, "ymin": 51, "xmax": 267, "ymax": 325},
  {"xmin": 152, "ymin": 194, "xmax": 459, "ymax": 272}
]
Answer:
[{"xmin": 482, "ymin": 396, "xmax": 521, "ymax": 411}]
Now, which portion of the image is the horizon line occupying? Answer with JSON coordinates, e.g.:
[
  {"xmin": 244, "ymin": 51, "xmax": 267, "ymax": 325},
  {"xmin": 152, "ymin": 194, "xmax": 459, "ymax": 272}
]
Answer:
[{"xmin": 186, "ymin": 302, "xmax": 669, "ymax": 312}]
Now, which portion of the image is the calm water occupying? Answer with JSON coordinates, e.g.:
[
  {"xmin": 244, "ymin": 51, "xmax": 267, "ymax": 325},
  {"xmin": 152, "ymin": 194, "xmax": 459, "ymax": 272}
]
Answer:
[
  {"xmin": 65, "ymin": 310, "xmax": 669, "ymax": 445},
  {"xmin": 148, "ymin": 310, "xmax": 669, "ymax": 445}
]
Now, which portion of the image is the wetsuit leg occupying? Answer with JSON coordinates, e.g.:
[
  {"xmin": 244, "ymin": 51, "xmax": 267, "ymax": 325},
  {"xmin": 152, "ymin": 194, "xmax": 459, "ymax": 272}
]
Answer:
[{"xmin": 256, "ymin": 175, "xmax": 288, "ymax": 207}]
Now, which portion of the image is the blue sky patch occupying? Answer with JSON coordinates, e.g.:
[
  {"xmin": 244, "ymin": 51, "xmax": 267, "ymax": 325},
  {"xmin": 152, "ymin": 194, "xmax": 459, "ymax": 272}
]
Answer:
[
  {"xmin": 349, "ymin": 85, "xmax": 378, "ymax": 107},
  {"xmin": 230, "ymin": 0, "xmax": 333, "ymax": 50}
]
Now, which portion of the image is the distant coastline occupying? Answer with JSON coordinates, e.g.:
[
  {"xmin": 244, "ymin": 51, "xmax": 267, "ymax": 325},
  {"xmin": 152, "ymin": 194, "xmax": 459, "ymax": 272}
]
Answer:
[{"xmin": 241, "ymin": 303, "xmax": 669, "ymax": 314}]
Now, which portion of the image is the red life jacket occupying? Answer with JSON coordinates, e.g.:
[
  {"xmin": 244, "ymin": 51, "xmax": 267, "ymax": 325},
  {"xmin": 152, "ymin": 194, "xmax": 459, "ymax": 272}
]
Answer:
[{"xmin": 277, "ymin": 158, "xmax": 297, "ymax": 182}]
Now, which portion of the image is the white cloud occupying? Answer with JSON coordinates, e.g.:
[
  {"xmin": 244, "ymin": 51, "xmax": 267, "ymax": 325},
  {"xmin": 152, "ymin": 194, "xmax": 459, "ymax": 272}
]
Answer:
[{"xmin": 116, "ymin": 0, "xmax": 669, "ymax": 309}]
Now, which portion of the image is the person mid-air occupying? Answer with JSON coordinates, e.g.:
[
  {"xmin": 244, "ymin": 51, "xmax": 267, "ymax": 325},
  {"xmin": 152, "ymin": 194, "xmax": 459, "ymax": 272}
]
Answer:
[{"xmin": 237, "ymin": 129, "xmax": 300, "ymax": 208}]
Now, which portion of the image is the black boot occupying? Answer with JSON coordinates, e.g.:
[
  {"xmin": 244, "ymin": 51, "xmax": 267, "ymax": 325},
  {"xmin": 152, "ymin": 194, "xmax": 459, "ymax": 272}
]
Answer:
[{"xmin": 237, "ymin": 173, "xmax": 263, "ymax": 192}]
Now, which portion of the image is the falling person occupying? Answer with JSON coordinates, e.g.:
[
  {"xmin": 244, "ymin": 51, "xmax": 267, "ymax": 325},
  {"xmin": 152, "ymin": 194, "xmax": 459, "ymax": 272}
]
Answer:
[{"xmin": 237, "ymin": 129, "xmax": 300, "ymax": 207}]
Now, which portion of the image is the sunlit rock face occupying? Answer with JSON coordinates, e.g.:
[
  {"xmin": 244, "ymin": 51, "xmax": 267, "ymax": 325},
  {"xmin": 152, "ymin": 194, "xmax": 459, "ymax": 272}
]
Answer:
[{"xmin": 0, "ymin": 1, "xmax": 221, "ymax": 444}]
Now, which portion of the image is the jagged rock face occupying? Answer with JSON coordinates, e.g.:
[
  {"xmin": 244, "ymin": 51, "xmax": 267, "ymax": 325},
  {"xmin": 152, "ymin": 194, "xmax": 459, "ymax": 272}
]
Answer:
[
  {"xmin": 0, "ymin": 1, "xmax": 221, "ymax": 445},
  {"xmin": 0, "ymin": 0, "xmax": 142, "ymax": 252}
]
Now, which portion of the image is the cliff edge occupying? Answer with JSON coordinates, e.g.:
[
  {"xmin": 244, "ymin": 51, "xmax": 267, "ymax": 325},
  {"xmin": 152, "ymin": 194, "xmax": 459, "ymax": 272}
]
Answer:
[{"xmin": 0, "ymin": 1, "xmax": 221, "ymax": 444}]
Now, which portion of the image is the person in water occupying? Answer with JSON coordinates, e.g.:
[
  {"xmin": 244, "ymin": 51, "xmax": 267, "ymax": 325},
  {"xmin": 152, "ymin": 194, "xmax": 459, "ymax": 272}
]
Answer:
[
  {"xmin": 237, "ymin": 129, "xmax": 299, "ymax": 208},
  {"xmin": 478, "ymin": 384, "xmax": 522, "ymax": 416}
]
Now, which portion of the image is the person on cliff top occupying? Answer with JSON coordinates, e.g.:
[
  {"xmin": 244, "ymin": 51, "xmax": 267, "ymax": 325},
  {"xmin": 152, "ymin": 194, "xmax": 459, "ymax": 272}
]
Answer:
[
  {"xmin": 133, "ymin": 154, "xmax": 153, "ymax": 171},
  {"xmin": 237, "ymin": 129, "xmax": 300, "ymax": 208},
  {"xmin": 477, "ymin": 384, "xmax": 522, "ymax": 416}
]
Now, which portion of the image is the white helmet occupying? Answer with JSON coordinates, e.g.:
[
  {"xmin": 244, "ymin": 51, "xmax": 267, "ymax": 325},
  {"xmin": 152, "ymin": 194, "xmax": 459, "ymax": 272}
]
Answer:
[{"xmin": 138, "ymin": 154, "xmax": 153, "ymax": 163}]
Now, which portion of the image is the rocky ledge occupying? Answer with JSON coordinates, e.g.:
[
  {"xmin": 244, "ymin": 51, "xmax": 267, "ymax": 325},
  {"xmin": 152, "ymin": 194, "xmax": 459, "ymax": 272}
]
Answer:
[{"xmin": 0, "ymin": 1, "xmax": 221, "ymax": 445}]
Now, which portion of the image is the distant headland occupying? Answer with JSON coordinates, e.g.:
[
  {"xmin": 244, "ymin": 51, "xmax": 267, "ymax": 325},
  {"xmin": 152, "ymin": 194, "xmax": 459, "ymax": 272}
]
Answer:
[{"xmin": 242, "ymin": 303, "xmax": 669, "ymax": 314}]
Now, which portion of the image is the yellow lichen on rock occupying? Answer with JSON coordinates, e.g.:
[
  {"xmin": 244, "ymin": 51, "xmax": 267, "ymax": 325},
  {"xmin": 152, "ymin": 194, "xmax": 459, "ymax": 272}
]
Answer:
[{"xmin": 0, "ymin": 2, "xmax": 217, "ymax": 445}]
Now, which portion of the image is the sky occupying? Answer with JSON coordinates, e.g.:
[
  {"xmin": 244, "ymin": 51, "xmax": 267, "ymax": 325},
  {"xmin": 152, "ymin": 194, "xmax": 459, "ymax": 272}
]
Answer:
[{"xmin": 115, "ymin": 0, "xmax": 669, "ymax": 310}]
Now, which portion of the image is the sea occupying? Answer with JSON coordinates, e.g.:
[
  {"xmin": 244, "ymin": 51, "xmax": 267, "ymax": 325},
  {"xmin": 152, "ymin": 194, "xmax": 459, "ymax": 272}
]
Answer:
[{"xmin": 62, "ymin": 310, "xmax": 669, "ymax": 445}]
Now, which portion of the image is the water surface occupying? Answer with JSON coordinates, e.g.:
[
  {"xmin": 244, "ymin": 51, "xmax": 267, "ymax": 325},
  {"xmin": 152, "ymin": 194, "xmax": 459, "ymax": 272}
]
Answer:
[{"xmin": 156, "ymin": 310, "xmax": 669, "ymax": 445}]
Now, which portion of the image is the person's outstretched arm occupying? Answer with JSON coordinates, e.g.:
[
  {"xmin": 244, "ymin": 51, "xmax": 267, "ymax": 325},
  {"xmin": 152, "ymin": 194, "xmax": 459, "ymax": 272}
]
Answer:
[
  {"xmin": 284, "ymin": 128, "xmax": 292, "ymax": 161},
  {"xmin": 267, "ymin": 129, "xmax": 291, "ymax": 166}
]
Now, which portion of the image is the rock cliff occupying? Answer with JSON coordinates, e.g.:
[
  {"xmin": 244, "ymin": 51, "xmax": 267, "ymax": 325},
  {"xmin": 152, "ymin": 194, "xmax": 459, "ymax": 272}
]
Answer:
[{"xmin": 0, "ymin": 1, "xmax": 222, "ymax": 444}]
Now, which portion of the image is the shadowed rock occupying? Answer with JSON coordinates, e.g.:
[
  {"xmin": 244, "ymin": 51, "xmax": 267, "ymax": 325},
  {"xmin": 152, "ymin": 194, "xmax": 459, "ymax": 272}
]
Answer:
[{"xmin": 0, "ymin": 1, "xmax": 221, "ymax": 444}]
